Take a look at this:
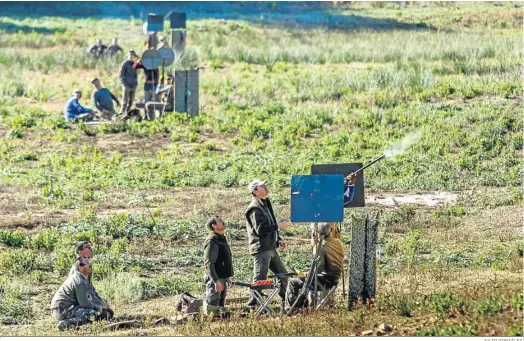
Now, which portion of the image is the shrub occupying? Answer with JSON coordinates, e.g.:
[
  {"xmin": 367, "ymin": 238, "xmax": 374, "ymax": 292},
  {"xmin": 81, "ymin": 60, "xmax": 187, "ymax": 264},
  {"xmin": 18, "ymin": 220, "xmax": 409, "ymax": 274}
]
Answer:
[
  {"xmin": 0, "ymin": 249, "xmax": 37, "ymax": 275},
  {"xmin": 508, "ymin": 324, "xmax": 523, "ymax": 337},
  {"xmin": 0, "ymin": 230, "xmax": 29, "ymax": 248},
  {"xmin": 430, "ymin": 292, "xmax": 470, "ymax": 319},
  {"xmin": 393, "ymin": 298, "xmax": 412, "ymax": 317},
  {"xmin": 475, "ymin": 297, "xmax": 503, "ymax": 317},
  {"xmin": 416, "ymin": 324, "xmax": 475, "ymax": 336}
]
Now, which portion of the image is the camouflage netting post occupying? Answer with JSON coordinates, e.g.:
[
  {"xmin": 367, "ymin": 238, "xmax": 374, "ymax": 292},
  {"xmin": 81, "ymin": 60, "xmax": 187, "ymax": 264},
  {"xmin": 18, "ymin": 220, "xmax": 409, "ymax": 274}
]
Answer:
[
  {"xmin": 171, "ymin": 29, "xmax": 187, "ymax": 56},
  {"xmin": 175, "ymin": 69, "xmax": 199, "ymax": 117},
  {"xmin": 348, "ymin": 215, "xmax": 378, "ymax": 310}
]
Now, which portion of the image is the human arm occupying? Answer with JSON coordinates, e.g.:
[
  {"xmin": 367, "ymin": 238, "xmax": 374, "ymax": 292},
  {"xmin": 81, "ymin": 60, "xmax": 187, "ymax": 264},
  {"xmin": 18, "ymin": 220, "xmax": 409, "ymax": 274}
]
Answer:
[
  {"xmin": 119, "ymin": 62, "xmax": 127, "ymax": 87},
  {"xmin": 204, "ymin": 240, "xmax": 220, "ymax": 283},
  {"xmin": 110, "ymin": 92, "xmax": 120, "ymax": 107},
  {"xmin": 344, "ymin": 184, "xmax": 356, "ymax": 205},
  {"xmin": 72, "ymin": 99, "xmax": 93, "ymax": 114},
  {"xmin": 76, "ymin": 281, "xmax": 101, "ymax": 312},
  {"xmin": 156, "ymin": 85, "xmax": 170, "ymax": 95},
  {"xmin": 133, "ymin": 60, "xmax": 144, "ymax": 70}
]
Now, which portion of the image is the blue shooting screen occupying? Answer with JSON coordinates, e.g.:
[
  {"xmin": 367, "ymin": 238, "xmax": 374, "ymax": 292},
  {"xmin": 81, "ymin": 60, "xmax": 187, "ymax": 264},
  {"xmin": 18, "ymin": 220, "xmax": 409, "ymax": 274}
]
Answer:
[
  {"xmin": 290, "ymin": 174, "xmax": 344, "ymax": 223},
  {"xmin": 147, "ymin": 14, "xmax": 164, "ymax": 32}
]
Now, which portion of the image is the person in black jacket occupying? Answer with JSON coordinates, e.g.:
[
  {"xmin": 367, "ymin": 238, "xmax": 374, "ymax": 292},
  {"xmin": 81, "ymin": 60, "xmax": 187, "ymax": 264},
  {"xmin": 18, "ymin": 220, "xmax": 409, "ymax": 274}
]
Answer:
[
  {"xmin": 245, "ymin": 179, "xmax": 290, "ymax": 312},
  {"xmin": 203, "ymin": 217, "xmax": 233, "ymax": 316}
]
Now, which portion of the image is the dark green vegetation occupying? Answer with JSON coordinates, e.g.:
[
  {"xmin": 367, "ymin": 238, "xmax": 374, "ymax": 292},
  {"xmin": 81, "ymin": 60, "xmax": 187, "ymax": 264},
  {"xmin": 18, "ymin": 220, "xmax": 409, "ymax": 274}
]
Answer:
[{"xmin": 0, "ymin": 1, "xmax": 522, "ymax": 336}]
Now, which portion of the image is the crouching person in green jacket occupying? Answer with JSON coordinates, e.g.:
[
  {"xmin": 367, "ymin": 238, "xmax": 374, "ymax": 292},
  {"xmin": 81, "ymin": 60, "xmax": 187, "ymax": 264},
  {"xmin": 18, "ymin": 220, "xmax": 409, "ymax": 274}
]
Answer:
[
  {"xmin": 203, "ymin": 217, "xmax": 233, "ymax": 317},
  {"xmin": 50, "ymin": 257, "xmax": 110, "ymax": 331}
]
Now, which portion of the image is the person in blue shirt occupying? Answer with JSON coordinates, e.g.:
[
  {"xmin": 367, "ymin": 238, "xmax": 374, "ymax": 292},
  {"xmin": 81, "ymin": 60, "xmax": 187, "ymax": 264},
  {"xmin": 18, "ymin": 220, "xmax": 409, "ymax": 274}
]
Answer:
[
  {"xmin": 344, "ymin": 172, "xmax": 357, "ymax": 206},
  {"xmin": 64, "ymin": 90, "xmax": 95, "ymax": 122}
]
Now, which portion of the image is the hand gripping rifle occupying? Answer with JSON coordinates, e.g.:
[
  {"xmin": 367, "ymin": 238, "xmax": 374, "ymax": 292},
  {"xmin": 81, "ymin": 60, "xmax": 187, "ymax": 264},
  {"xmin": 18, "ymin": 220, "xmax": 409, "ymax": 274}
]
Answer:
[
  {"xmin": 344, "ymin": 155, "xmax": 385, "ymax": 182},
  {"xmin": 344, "ymin": 155, "xmax": 386, "ymax": 184}
]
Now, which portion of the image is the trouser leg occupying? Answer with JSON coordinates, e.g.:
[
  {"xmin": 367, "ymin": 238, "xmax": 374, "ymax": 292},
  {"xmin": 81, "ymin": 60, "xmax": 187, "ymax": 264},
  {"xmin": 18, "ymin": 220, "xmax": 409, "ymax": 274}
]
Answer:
[
  {"xmin": 285, "ymin": 278, "xmax": 305, "ymax": 312},
  {"xmin": 268, "ymin": 250, "xmax": 289, "ymax": 302},
  {"xmin": 122, "ymin": 86, "xmax": 136, "ymax": 115},
  {"xmin": 249, "ymin": 250, "xmax": 271, "ymax": 307},
  {"xmin": 52, "ymin": 305, "xmax": 98, "ymax": 330},
  {"xmin": 204, "ymin": 275, "xmax": 227, "ymax": 315}
]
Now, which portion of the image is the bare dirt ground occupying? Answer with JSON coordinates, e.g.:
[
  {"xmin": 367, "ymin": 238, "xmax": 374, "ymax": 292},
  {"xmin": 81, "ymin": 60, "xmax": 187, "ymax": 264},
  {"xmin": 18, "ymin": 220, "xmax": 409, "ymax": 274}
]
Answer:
[{"xmin": 0, "ymin": 183, "xmax": 461, "ymax": 231}]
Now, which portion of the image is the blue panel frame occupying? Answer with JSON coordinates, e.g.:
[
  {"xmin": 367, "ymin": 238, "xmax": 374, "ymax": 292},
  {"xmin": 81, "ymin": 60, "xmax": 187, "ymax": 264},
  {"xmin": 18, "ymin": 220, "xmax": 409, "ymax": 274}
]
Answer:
[
  {"xmin": 147, "ymin": 14, "xmax": 164, "ymax": 33},
  {"xmin": 290, "ymin": 174, "xmax": 344, "ymax": 223}
]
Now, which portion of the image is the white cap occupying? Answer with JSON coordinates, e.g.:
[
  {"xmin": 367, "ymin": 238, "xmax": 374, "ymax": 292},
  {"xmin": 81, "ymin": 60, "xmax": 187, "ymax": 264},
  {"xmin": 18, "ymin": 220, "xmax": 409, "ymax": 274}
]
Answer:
[{"xmin": 248, "ymin": 179, "xmax": 266, "ymax": 193}]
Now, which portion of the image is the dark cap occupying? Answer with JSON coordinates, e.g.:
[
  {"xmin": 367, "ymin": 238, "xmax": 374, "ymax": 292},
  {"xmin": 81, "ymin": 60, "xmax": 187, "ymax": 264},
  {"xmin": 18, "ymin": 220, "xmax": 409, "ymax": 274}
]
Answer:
[
  {"xmin": 91, "ymin": 78, "xmax": 100, "ymax": 84},
  {"xmin": 75, "ymin": 241, "xmax": 91, "ymax": 253},
  {"xmin": 128, "ymin": 50, "xmax": 137, "ymax": 57}
]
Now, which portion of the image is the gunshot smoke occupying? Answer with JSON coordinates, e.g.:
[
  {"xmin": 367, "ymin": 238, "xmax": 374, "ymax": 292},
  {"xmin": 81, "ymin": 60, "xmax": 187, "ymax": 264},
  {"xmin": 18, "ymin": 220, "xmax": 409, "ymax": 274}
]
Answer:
[{"xmin": 383, "ymin": 131, "xmax": 422, "ymax": 159}]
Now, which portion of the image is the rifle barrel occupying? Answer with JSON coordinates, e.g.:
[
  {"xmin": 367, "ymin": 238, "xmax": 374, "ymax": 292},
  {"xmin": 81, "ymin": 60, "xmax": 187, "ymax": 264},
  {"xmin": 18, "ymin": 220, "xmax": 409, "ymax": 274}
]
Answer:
[{"xmin": 345, "ymin": 154, "xmax": 385, "ymax": 179}]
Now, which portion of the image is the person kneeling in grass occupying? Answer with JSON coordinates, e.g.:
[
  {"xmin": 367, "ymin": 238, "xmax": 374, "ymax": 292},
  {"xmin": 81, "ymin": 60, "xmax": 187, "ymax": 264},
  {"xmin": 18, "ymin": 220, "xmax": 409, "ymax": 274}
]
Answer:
[
  {"xmin": 203, "ymin": 217, "xmax": 233, "ymax": 317},
  {"xmin": 69, "ymin": 241, "xmax": 113, "ymax": 321},
  {"xmin": 64, "ymin": 90, "xmax": 96, "ymax": 123},
  {"xmin": 50, "ymin": 257, "xmax": 111, "ymax": 331}
]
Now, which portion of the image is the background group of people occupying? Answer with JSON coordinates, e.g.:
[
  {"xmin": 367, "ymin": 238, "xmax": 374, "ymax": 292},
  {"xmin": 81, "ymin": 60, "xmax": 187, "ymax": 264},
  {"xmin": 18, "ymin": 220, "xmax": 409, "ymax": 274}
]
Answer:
[
  {"xmin": 64, "ymin": 50, "xmax": 175, "ymax": 123},
  {"xmin": 87, "ymin": 38, "xmax": 124, "ymax": 59}
]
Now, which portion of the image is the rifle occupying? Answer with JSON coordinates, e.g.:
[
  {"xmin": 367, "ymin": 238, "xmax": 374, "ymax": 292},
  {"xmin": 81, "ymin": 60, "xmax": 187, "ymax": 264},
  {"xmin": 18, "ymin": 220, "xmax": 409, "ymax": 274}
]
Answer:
[{"xmin": 345, "ymin": 155, "xmax": 385, "ymax": 181}]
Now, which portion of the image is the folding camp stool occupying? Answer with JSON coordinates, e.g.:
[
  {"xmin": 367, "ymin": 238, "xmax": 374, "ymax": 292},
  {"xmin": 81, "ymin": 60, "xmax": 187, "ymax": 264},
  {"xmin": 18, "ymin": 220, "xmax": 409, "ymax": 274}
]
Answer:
[
  {"xmin": 309, "ymin": 285, "xmax": 337, "ymax": 310},
  {"xmin": 232, "ymin": 281, "xmax": 279, "ymax": 317}
]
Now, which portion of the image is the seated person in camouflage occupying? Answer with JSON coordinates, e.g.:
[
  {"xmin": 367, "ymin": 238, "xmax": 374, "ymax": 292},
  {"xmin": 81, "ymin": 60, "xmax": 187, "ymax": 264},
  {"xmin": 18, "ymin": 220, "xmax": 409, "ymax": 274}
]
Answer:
[
  {"xmin": 88, "ymin": 39, "xmax": 107, "ymax": 58},
  {"xmin": 203, "ymin": 217, "xmax": 233, "ymax": 316},
  {"xmin": 64, "ymin": 90, "xmax": 96, "ymax": 122},
  {"xmin": 285, "ymin": 223, "xmax": 345, "ymax": 312},
  {"xmin": 69, "ymin": 241, "xmax": 113, "ymax": 320},
  {"xmin": 51, "ymin": 257, "xmax": 111, "ymax": 331},
  {"xmin": 91, "ymin": 78, "xmax": 120, "ymax": 120},
  {"xmin": 145, "ymin": 73, "xmax": 175, "ymax": 121}
]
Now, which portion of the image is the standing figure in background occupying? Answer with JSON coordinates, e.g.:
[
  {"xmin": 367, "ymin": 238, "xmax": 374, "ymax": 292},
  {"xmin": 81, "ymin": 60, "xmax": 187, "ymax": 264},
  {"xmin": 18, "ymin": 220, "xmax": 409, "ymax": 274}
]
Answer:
[
  {"xmin": 87, "ymin": 39, "xmax": 107, "ymax": 58},
  {"xmin": 105, "ymin": 38, "xmax": 123, "ymax": 57},
  {"xmin": 203, "ymin": 217, "xmax": 233, "ymax": 317},
  {"xmin": 159, "ymin": 36, "xmax": 170, "ymax": 49},
  {"xmin": 245, "ymin": 179, "xmax": 291, "ymax": 313},
  {"xmin": 133, "ymin": 56, "xmax": 160, "ymax": 117},
  {"xmin": 145, "ymin": 31, "xmax": 159, "ymax": 50},
  {"xmin": 119, "ymin": 51, "xmax": 138, "ymax": 116}
]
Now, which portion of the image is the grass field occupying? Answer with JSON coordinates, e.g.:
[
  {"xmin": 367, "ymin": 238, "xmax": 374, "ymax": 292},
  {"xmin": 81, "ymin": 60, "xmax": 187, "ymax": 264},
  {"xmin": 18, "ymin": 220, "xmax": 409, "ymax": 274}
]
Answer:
[{"xmin": 0, "ymin": 1, "xmax": 522, "ymax": 336}]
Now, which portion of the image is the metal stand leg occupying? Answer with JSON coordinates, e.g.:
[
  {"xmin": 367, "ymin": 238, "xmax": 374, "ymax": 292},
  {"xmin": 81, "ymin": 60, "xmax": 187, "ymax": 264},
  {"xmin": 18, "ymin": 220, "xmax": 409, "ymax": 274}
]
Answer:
[
  {"xmin": 316, "ymin": 286, "xmax": 337, "ymax": 309},
  {"xmin": 253, "ymin": 288, "xmax": 279, "ymax": 317}
]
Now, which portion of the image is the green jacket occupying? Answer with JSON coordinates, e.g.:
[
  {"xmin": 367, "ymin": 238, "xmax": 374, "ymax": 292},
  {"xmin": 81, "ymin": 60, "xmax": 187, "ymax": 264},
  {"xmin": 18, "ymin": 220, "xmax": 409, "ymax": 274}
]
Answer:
[
  {"xmin": 245, "ymin": 197, "xmax": 281, "ymax": 255},
  {"xmin": 203, "ymin": 231, "xmax": 233, "ymax": 282},
  {"xmin": 50, "ymin": 271, "xmax": 101, "ymax": 312},
  {"xmin": 69, "ymin": 264, "xmax": 104, "ymax": 305},
  {"xmin": 315, "ymin": 237, "xmax": 345, "ymax": 287}
]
